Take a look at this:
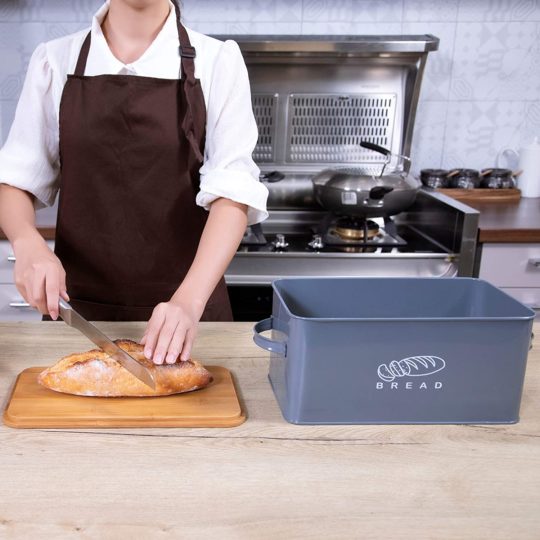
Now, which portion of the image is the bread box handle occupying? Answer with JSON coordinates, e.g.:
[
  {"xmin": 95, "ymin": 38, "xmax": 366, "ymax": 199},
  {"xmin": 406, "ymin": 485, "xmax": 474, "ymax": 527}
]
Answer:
[{"xmin": 253, "ymin": 317, "xmax": 288, "ymax": 356}]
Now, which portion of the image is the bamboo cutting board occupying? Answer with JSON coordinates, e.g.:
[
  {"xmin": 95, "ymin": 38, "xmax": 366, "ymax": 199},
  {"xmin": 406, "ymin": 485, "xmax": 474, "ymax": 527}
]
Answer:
[{"xmin": 3, "ymin": 365, "xmax": 245, "ymax": 428}]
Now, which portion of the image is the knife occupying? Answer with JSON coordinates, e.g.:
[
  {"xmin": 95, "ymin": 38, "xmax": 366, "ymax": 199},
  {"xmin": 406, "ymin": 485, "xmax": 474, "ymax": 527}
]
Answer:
[{"xmin": 58, "ymin": 299, "xmax": 156, "ymax": 390}]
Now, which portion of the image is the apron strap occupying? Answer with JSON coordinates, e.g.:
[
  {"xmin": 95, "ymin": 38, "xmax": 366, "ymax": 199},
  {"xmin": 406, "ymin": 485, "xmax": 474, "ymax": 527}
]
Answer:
[
  {"xmin": 74, "ymin": 32, "xmax": 91, "ymax": 76},
  {"xmin": 174, "ymin": 2, "xmax": 205, "ymax": 164}
]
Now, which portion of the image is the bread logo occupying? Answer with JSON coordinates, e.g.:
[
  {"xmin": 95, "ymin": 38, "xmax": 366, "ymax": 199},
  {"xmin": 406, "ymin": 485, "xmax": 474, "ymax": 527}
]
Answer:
[{"xmin": 377, "ymin": 356, "xmax": 446, "ymax": 382}]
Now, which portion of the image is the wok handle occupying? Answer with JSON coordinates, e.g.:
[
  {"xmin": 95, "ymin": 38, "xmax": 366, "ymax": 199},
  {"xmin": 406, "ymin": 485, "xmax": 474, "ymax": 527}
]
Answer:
[
  {"xmin": 360, "ymin": 141, "xmax": 391, "ymax": 156},
  {"xmin": 253, "ymin": 317, "xmax": 288, "ymax": 356}
]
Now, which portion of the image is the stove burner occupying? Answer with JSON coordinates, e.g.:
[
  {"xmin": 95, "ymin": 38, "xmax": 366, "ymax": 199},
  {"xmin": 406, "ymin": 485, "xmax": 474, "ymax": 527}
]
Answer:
[
  {"xmin": 316, "ymin": 213, "xmax": 407, "ymax": 248},
  {"xmin": 332, "ymin": 218, "xmax": 380, "ymax": 241}
]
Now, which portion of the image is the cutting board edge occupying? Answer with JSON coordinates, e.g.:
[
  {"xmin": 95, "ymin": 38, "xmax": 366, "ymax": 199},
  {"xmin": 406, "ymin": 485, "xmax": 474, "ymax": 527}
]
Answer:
[{"xmin": 2, "ymin": 413, "xmax": 247, "ymax": 429}]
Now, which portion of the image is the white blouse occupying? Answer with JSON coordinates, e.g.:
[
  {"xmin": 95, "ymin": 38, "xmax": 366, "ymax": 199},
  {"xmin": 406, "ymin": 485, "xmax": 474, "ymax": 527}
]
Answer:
[{"xmin": 0, "ymin": 0, "xmax": 268, "ymax": 226}]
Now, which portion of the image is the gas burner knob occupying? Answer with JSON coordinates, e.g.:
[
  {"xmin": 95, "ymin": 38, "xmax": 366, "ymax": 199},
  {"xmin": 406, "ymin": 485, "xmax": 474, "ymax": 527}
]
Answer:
[
  {"xmin": 272, "ymin": 234, "xmax": 289, "ymax": 250},
  {"xmin": 308, "ymin": 234, "xmax": 324, "ymax": 250}
]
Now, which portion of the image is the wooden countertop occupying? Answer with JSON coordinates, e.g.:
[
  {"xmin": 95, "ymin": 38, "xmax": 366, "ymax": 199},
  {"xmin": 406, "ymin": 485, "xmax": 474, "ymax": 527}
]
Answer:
[
  {"xmin": 1, "ymin": 322, "xmax": 539, "ymax": 538},
  {"xmin": 469, "ymin": 197, "xmax": 540, "ymax": 243},
  {"xmin": 0, "ymin": 227, "xmax": 55, "ymax": 241},
  {"xmin": 2, "ymin": 198, "xmax": 540, "ymax": 244}
]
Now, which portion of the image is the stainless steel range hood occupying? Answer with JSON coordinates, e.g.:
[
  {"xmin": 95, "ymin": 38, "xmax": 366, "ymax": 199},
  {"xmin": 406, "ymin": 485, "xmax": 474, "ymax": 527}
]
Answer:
[
  {"xmin": 211, "ymin": 34, "xmax": 439, "ymax": 54},
  {"xmin": 211, "ymin": 34, "xmax": 439, "ymax": 175}
]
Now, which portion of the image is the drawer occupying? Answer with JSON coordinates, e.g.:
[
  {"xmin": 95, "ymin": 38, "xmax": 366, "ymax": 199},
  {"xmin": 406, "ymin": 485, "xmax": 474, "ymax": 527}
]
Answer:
[
  {"xmin": 0, "ymin": 240, "xmax": 55, "ymax": 283},
  {"xmin": 500, "ymin": 287, "xmax": 540, "ymax": 310},
  {"xmin": 0, "ymin": 284, "xmax": 42, "ymax": 321},
  {"xmin": 479, "ymin": 243, "xmax": 540, "ymax": 288}
]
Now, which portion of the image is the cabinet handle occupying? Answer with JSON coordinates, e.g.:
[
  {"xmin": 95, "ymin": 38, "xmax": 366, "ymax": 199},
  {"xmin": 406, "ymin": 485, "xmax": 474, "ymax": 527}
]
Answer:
[
  {"xmin": 9, "ymin": 301, "xmax": 31, "ymax": 308},
  {"xmin": 7, "ymin": 255, "xmax": 15, "ymax": 262},
  {"xmin": 529, "ymin": 258, "xmax": 540, "ymax": 268}
]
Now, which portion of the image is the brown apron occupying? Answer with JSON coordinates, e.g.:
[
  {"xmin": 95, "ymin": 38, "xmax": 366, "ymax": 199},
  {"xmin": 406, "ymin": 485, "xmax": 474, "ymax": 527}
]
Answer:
[{"xmin": 52, "ymin": 13, "xmax": 232, "ymax": 322}]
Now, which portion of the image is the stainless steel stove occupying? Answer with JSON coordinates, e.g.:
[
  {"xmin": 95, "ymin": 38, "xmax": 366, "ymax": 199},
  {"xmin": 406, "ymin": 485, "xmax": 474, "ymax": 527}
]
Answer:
[
  {"xmin": 210, "ymin": 34, "xmax": 479, "ymax": 319},
  {"xmin": 228, "ymin": 190, "xmax": 478, "ymax": 284}
]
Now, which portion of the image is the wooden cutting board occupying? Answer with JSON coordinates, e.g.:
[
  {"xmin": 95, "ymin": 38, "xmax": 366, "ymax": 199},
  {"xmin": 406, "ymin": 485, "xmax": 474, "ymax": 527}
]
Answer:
[{"xmin": 3, "ymin": 365, "xmax": 245, "ymax": 428}]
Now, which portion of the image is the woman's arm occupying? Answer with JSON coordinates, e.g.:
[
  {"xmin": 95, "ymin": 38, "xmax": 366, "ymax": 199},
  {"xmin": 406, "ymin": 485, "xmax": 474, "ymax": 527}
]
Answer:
[
  {"xmin": 0, "ymin": 184, "xmax": 68, "ymax": 320},
  {"xmin": 0, "ymin": 42, "xmax": 65, "ymax": 319},
  {"xmin": 141, "ymin": 197, "xmax": 247, "ymax": 363}
]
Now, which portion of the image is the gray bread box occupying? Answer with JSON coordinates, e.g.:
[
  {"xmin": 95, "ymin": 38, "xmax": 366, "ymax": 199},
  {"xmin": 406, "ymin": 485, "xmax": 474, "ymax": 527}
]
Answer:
[{"xmin": 253, "ymin": 277, "xmax": 535, "ymax": 425}]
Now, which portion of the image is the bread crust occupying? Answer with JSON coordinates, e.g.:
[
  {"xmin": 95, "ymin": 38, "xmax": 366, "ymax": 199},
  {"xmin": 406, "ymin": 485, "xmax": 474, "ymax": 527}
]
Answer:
[{"xmin": 38, "ymin": 339, "xmax": 213, "ymax": 397}]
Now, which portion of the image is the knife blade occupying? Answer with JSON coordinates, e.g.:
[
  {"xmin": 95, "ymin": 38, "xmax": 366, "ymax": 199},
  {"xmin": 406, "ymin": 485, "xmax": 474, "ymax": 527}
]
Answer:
[{"xmin": 58, "ymin": 299, "xmax": 156, "ymax": 390}]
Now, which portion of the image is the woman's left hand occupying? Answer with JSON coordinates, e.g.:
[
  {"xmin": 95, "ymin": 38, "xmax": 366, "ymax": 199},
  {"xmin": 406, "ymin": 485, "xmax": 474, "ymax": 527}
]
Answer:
[{"xmin": 141, "ymin": 295, "xmax": 206, "ymax": 364}]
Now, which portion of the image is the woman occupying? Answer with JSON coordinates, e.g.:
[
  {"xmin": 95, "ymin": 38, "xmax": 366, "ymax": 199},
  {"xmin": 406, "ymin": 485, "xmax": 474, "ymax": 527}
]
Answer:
[{"xmin": 0, "ymin": 0, "xmax": 268, "ymax": 364}]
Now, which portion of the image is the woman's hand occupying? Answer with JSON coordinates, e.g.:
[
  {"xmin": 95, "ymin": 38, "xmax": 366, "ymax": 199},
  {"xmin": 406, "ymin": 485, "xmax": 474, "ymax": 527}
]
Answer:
[
  {"xmin": 141, "ymin": 197, "xmax": 248, "ymax": 365},
  {"xmin": 13, "ymin": 235, "xmax": 69, "ymax": 320},
  {"xmin": 141, "ymin": 294, "xmax": 205, "ymax": 364}
]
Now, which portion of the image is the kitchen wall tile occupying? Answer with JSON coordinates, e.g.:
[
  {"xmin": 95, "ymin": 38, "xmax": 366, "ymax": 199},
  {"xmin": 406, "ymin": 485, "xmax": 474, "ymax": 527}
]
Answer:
[
  {"xmin": 519, "ymin": 101, "xmax": 540, "ymax": 148},
  {"xmin": 192, "ymin": 21, "xmax": 303, "ymax": 34},
  {"xmin": 303, "ymin": 0, "xmax": 402, "ymax": 22},
  {"xmin": 351, "ymin": 0, "xmax": 403, "ymax": 22},
  {"xmin": 441, "ymin": 101, "xmax": 526, "ymax": 170},
  {"xmin": 301, "ymin": 22, "xmax": 402, "ymax": 34},
  {"xmin": 45, "ymin": 22, "xmax": 90, "ymax": 41},
  {"xmin": 402, "ymin": 22, "xmax": 456, "ymax": 101},
  {"xmin": 450, "ymin": 21, "xmax": 540, "ymax": 101},
  {"xmin": 403, "ymin": 0, "xmax": 459, "ymax": 22},
  {"xmin": 302, "ymin": 0, "xmax": 354, "ymax": 21},
  {"xmin": 34, "ymin": 1, "xmax": 101, "ymax": 22},
  {"xmin": 409, "ymin": 100, "xmax": 448, "ymax": 173},
  {"xmin": 0, "ymin": 23, "xmax": 48, "ymax": 100},
  {"xmin": 457, "ymin": 0, "xmax": 540, "ymax": 22},
  {"xmin": 0, "ymin": 100, "xmax": 18, "ymax": 146},
  {"xmin": 182, "ymin": 0, "xmax": 302, "ymax": 23},
  {"xmin": 0, "ymin": 0, "xmax": 101, "ymax": 22}
]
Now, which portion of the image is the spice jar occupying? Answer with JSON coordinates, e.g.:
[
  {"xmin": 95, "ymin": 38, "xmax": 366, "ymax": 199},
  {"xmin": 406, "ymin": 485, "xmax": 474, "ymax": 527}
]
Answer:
[
  {"xmin": 448, "ymin": 169, "xmax": 480, "ymax": 189},
  {"xmin": 480, "ymin": 168, "xmax": 515, "ymax": 189},
  {"xmin": 420, "ymin": 169, "xmax": 449, "ymax": 189}
]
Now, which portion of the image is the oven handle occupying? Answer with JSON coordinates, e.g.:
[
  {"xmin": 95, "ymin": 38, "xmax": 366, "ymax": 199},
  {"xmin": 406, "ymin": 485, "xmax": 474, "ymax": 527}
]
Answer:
[{"xmin": 253, "ymin": 317, "xmax": 288, "ymax": 357}]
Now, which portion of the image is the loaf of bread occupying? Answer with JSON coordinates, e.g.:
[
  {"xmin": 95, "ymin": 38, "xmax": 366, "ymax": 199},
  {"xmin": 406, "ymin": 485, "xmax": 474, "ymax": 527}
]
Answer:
[{"xmin": 38, "ymin": 339, "xmax": 213, "ymax": 397}]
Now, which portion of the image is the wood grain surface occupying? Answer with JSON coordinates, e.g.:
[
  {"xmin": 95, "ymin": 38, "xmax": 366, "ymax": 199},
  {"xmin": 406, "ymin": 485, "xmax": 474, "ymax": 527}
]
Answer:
[
  {"xmin": 0, "ymin": 321, "xmax": 539, "ymax": 539},
  {"xmin": 437, "ymin": 187, "xmax": 521, "ymax": 204},
  {"xmin": 3, "ymin": 366, "xmax": 245, "ymax": 428},
  {"xmin": 474, "ymin": 197, "xmax": 540, "ymax": 243}
]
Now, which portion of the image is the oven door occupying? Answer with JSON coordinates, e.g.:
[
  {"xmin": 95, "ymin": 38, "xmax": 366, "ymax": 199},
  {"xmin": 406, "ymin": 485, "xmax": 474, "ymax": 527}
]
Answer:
[{"xmin": 227, "ymin": 284, "xmax": 273, "ymax": 321}]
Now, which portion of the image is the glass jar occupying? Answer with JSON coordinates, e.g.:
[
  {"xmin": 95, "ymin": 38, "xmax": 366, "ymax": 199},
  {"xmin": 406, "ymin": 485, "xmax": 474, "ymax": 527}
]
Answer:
[
  {"xmin": 448, "ymin": 169, "xmax": 480, "ymax": 189},
  {"xmin": 480, "ymin": 168, "xmax": 515, "ymax": 189},
  {"xmin": 420, "ymin": 169, "xmax": 449, "ymax": 189}
]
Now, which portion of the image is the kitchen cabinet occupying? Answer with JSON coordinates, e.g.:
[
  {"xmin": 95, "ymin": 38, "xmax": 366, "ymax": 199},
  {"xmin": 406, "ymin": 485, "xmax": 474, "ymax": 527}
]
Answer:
[
  {"xmin": 479, "ymin": 243, "xmax": 540, "ymax": 309},
  {"xmin": 0, "ymin": 239, "xmax": 54, "ymax": 321},
  {"xmin": 473, "ymin": 199, "xmax": 540, "ymax": 310},
  {"xmin": 0, "ymin": 321, "xmax": 539, "ymax": 537}
]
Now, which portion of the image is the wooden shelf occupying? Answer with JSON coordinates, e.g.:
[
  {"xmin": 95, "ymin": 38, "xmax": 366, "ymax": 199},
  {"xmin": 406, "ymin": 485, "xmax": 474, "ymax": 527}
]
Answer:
[{"xmin": 436, "ymin": 188, "xmax": 521, "ymax": 204}]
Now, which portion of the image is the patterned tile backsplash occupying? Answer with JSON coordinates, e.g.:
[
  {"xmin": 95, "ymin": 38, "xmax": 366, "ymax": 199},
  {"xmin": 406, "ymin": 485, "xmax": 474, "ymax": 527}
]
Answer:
[{"xmin": 0, "ymin": 0, "xmax": 539, "ymax": 176}]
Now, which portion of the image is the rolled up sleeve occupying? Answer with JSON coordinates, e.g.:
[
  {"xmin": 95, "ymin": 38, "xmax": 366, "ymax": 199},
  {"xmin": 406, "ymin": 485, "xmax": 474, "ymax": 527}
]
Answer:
[
  {"xmin": 0, "ymin": 42, "xmax": 60, "ymax": 209},
  {"xmin": 196, "ymin": 39, "xmax": 268, "ymax": 226}
]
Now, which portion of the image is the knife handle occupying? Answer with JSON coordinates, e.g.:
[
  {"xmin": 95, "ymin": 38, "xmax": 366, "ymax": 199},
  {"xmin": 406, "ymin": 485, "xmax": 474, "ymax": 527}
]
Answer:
[
  {"xmin": 59, "ymin": 298, "xmax": 72, "ymax": 310},
  {"xmin": 58, "ymin": 298, "xmax": 73, "ymax": 324}
]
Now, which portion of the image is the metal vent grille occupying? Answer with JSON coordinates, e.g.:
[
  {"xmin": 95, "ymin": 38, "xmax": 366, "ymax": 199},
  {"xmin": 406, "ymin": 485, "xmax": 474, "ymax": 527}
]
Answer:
[
  {"xmin": 252, "ymin": 93, "xmax": 278, "ymax": 162},
  {"xmin": 286, "ymin": 93, "xmax": 397, "ymax": 163}
]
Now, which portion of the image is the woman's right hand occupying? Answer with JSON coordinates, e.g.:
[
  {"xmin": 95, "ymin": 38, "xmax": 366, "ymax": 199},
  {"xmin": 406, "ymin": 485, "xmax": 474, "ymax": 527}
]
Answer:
[{"xmin": 13, "ymin": 236, "xmax": 69, "ymax": 320}]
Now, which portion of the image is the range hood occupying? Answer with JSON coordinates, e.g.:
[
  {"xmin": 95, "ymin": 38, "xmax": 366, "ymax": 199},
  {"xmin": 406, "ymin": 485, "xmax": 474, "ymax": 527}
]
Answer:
[{"xmin": 209, "ymin": 34, "xmax": 440, "ymax": 173}]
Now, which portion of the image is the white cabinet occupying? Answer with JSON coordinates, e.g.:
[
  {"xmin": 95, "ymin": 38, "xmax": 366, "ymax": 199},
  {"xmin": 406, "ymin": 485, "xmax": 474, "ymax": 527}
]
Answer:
[
  {"xmin": 479, "ymin": 243, "xmax": 540, "ymax": 309},
  {"xmin": 0, "ymin": 240, "xmax": 55, "ymax": 321}
]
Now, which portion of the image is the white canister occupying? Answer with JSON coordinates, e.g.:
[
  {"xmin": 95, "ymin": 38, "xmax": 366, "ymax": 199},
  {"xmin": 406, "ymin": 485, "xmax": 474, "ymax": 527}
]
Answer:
[{"xmin": 497, "ymin": 137, "xmax": 540, "ymax": 198}]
